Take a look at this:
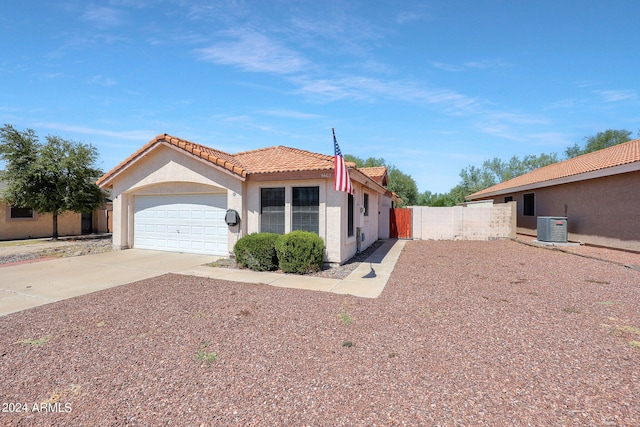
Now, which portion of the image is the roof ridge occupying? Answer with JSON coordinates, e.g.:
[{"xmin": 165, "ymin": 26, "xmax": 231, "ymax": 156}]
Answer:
[{"xmin": 233, "ymin": 145, "xmax": 334, "ymax": 160}]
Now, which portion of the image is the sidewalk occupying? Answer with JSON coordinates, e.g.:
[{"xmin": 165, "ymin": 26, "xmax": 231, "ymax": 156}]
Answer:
[{"xmin": 178, "ymin": 239, "xmax": 406, "ymax": 298}]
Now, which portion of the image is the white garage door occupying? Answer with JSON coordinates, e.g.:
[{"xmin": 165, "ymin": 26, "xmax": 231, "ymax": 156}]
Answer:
[{"xmin": 133, "ymin": 194, "xmax": 228, "ymax": 255}]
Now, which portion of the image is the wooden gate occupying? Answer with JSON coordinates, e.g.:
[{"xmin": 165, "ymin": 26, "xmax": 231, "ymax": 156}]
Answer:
[{"xmin": 390, "ymin": 208, "xmax": 412, "ymax": 239}]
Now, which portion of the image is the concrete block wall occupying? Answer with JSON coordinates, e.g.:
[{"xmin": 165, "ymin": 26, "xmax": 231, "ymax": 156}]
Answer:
[{"xmin": 411, "ymin": 202, "xmax": 515, "ymax": 241}]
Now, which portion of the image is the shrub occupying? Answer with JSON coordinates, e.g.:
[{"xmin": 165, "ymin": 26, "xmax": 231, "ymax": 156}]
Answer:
[
  {"xmin": 233, "ymin": 233, "xmax": 279, "ymax": 271},
  {"xmin": 275, "ymin": 231, "xmax": 325, "ymax": 274}
]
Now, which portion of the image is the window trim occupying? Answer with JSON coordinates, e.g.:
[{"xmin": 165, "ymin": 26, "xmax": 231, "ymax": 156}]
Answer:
[
  {"xmin": 9, "ymin": 206, "xmax": 35, "ymax": 220},
  {"xmin": 260, "ymin": 187, "xmax": 285, "ymax": 234},
  {"xmin": 523, "ymin": 193, "xmax": 535, "ymax": 216},
  {"xmin": 363, "ymin": 193, "xmax": 369, "ymax": 217},
  {"xmin": 347, "ymin": 193, "xmax": 354, "ymax": 237},
  {"xmin": 291, "ymin": 186, "xmax": 320, "ymax": 234}
]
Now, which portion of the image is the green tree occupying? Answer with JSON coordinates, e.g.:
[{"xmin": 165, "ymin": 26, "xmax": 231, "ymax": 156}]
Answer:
[
  {"xmin": 0, "ymin": 125, "xmax": 106, "ymax": 239},
  {"xmin": 344, "ymin": 155, "xmax": 418, "ymax": 206},
  {"xmin": 417, "ymin": 190, "xmax": 462, "ymax": 207},
  {"xmin": 565, "ymin": 129, "xmax": 633, "ymax": 158}
]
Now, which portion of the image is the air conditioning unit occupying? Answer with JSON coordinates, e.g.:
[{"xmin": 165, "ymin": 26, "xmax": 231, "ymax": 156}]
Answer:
[{"xmin": 537, "ymin": 217, "xmax": 568, "ymax": 243}]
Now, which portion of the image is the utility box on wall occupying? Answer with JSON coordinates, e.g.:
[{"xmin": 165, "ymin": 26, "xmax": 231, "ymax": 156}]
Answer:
[{"xmin": 537, "ymin": 216, "xmax": 568, "ymax": 243}]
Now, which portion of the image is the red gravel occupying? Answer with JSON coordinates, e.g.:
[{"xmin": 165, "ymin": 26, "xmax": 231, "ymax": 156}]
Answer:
[{"xmin": 1, "ymin": 240, "xmax": 639, "ymax": 426}]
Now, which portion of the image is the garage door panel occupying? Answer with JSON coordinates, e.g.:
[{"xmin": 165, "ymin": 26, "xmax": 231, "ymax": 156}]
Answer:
[{"xmin": 134, "ymin": 194, "xmax": 228, "ymax": 256}]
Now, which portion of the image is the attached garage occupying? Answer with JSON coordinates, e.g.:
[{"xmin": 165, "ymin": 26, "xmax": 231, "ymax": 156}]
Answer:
[{"xmin": 133, "ymin": 194, "xmax": 228, "ymax": 255}]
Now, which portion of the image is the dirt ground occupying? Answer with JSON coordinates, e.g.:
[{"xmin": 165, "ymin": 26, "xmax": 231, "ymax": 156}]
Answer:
[
  {"xmin": 1, "ymin": 238, "xmax": 638, "ymax": 426},
  {"xmin": 0, "ymin": 235, "xmax": 112, "ymax": 265}
]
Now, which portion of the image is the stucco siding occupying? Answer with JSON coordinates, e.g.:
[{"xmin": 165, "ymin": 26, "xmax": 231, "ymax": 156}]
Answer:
[
  {"xmin": 484, "ymin": 171, "xmax": 640, "ymax": 251},
  {"xmin": 108, "ymin": 144, "xmax": 243, "ymax": 254},
  {"xmin": 1, "ymin": 204, "xmax": 81, "ymax": 240}
]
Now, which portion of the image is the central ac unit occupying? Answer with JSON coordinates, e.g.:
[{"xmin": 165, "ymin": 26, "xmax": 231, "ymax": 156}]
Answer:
[{"xmin": 537, "ymin": 217, "xmax": 568, "ymax": 243}]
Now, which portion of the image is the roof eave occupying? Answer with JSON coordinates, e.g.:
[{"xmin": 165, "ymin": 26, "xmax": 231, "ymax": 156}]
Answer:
[
  {"xmin": 97, "ymin": 136, "xmax": 247, "ymax": 188},
  {"xmin": 467, "ymin": 161, "xmax": 640, "ymax": 200}
]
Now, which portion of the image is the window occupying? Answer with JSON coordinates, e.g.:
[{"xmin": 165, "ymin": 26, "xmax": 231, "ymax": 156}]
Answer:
[
  {"xmin": 292, "ymin": 187, "xmax": 319, "ymax": 234},
  {"xmin": 10, "ymin": 207, "xmax": 34, "ymax": 219},
  {"xmin": 261, "ymin": 188, "xmax": 285, "ymax": 234},
  {"xmin": 347, "ymin": 193, "xmax": 354, "ymax": 237},
  {"xmin": 523, "ymin": 193, "xmax": 535, "ymax": 216},
  {"xmin": 363, "ymin": 193, "xmax": 369, "ymax": 216},
  {"xmin": 504, "ymin": 196, "xmax": 513, "ymax": 203}
]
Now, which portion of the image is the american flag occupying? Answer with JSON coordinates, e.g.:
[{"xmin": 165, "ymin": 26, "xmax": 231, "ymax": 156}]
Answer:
[{"xmin": 332, "ymin": 128, "xmax": 353, "ymax": 194}]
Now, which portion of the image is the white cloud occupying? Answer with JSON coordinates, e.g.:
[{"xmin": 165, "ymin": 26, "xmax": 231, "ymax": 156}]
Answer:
[
  {"xmin": 293, "ymin": 75, "xmax": 483, "ymax": 113},
  {"xmin": 432, "ymin": 59, "xmax": 510, "ymax": 72},
  {"xmin": 194, "ymin": 29, "xmax": 308, "ymax": 74},
  {"xmin": 259, "ymin": 109, "xmax": 324, "ymax": 120},
  {"xmin": 594, "ymin": 89, "xmax": 637, "ymax": 103},
  {"xmin": 88, "ymin": 75, "xmax": 117, "ymax": 86},
  {"xmin": 33, "ymin": 122, "xmax": 153, "ymax": 141},
  {"xmin": 431, "ymin": 62, "xmax": 463, "ymax": 72},
  {"xmin": 82, "ymin": 6, "xmax": 126, "ymax": 27}
]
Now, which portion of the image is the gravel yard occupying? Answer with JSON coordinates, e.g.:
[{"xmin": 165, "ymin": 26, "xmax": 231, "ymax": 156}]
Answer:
[
  {"xmin": 0, "ymin": 235, "xmax": 112, "ymax": 265},
  {"xmin": 1, "ymin": 239, "xmax": 639, "ymax": 426}
]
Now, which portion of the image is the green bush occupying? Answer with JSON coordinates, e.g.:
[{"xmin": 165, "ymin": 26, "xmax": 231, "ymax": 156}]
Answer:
[
  {"xmin": 275, "ymin": 231, "xmax": 325, "ymax": 274},
  {"xmin": 233, "ymin": 233, "xmax": 279, "ymax": 271}
]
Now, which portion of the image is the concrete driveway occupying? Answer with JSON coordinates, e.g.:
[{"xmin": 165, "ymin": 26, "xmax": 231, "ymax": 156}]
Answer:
[{"xmin": 0, "ymin": 250, "xmax": 214, "ymax": 316}]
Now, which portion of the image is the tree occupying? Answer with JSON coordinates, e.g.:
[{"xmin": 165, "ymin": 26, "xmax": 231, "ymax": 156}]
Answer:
[
  {"xmin": 565, "ymin": 129, "xmax": 633, "ymax": 158},
  {"xmin": 344, "ymin": 155, "xmax": 418, "ymax": 206},
  {"xmin": 417, "ymin": 190, "xmax": 461, "ymax": 207},
  {"xmin": 0, "ymin": 125, "xmax": 106, "ymax": 239}
]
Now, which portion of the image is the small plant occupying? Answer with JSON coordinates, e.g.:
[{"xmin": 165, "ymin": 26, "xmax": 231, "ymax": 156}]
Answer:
[
  {"xmin": 16, "ymin": 335, "xmax": 51, "ymax": 347},
  {"xmin": 563, "ymin": 307, "xmax": 581, "ymax": 314},
  {"xmin": 337, "ymin": 312, "xmax": 353, "ymax": 325},
  {"xmin": 342, "ymin": 340, "xmax": 354, "ymax": 347},
  {"xmin": 620, "ymin": 325, "xmax": 640, "ymax": 336},
  {"xmin": 585, "ymin": 279, "xmax": 611, "ymax": 285},
  {"xmin": 196, "ymin": 341, "xmax": 218, "ymax": 365}
]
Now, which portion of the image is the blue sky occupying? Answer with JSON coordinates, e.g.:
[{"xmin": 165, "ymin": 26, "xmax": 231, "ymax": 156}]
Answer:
[{"xmin": 1, "ymin": 1, "xmax": 639, "ymax": 193}]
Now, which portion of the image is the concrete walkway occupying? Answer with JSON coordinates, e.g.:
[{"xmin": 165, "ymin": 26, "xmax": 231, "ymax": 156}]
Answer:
[
  {"xmin": 0, "ymin": 240, "xmax": 406, "ymax": 317},
  {"xmin": 0, "ymin": 250, "xmax": 212, "ymax": 316},
  {"xmin": 179, "ymin": 239, "xmax": 406, "ymax": 298}
]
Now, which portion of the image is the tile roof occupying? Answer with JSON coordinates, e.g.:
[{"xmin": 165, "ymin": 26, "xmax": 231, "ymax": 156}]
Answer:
[
  {"xmin": 97, "ymin": 134, "xmax": 368, "ymax": 187},
  {"xmin": 468, "ymin": 138, "xmax": 640, "ymax": 199},
  {"xmin": 359, "ymin": 166, "xmax": 388, "ymax": 186},
  {"xmin": 234, "ymin": 146, "xmax": 337, "ymax": 174}
]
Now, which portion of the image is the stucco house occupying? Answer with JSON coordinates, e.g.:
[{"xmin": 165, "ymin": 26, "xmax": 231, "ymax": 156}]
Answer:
[
  {"xmin": 467, "ymin": 138, "xmax": 640, "ymax": 252},
  {"xmin": 0, "ymin": 172, "xmax": 112, "ymax": 241},
  {"xmin": 96, "ymin": 134, "xmax": 399, "ymax": 264}
]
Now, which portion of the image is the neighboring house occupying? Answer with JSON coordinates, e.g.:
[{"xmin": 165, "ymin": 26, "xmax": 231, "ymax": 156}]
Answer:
[
  {"xmin": 467, "ymin": 138, "xmax": 640, "ymax": 252},
  {"xmin": 0, "ymin": 173, "xmax": 112, "ymax": 241},
  {"xmin": 96, "ymin": 134, "xmax": 400, "ymax": 264}
]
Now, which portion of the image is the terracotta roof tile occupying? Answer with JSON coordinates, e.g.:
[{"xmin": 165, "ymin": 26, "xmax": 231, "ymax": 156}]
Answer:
[
  {"xmin": 233, "ymin": 146, "xmax": 337, "ymax": 174},
  {"xmin": 468, "ymin": 138, "xmax": 640, "ymax": 199},
  {"xmin": 97, "ymin": 134, "xmax": 360, "ymax": 187},
  {"xmin": 359, "ymin": 166, "xmax": 388, "ymax": 185}
]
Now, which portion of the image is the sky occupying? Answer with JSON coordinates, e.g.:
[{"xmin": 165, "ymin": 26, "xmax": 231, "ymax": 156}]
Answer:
[{"xmin": 1, "ymin": 1, "xmax": 639, "ymax": 194}]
